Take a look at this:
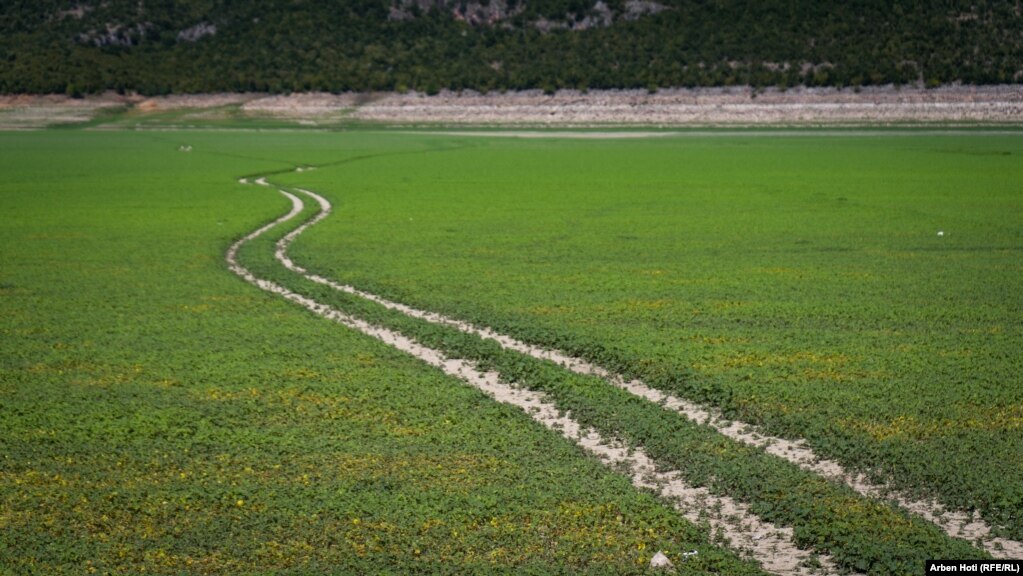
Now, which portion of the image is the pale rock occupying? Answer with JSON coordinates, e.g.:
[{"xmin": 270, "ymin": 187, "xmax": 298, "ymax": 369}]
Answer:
[{"xmin": 649, "ymin": 550, "xmax": 674, "ymax": 569}]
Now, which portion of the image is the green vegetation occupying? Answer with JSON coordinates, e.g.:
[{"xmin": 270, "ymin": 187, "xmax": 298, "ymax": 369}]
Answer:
[
  {"xmin": 2, "ymin": 0, "xmax": 1022, "ymax": 94},
  {"xmin": 240, "ymin": 196, "xmax": 989, "ymax": 574},
  {"xmin": 270, "ymin": 131, "xmax": 1023, "ymax": 547},
  {"xmin": 3, "ymin": 128, "xmax": 1020, "ymax": 575},
  {"xmin": 0, "ymin": 131, "xmax": 767, "ymax": 574}
]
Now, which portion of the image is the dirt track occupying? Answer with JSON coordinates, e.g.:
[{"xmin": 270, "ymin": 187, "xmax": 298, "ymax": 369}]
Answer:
[
  {"xmin": 276, "ymin": 184, "xmax": 1023, "ymax": 560},
  {"xmin": 227, "ymin": 168, "xmax": 1023, "ymax": 569},
  {"xmin": 228, "ymin": 179, "xmax": 837, "ymax": 575}
]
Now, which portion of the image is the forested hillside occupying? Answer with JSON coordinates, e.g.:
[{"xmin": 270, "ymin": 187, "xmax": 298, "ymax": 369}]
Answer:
[{"xmin": 2, "ymin": 0, "xmax": 1022, "ymax": 95}]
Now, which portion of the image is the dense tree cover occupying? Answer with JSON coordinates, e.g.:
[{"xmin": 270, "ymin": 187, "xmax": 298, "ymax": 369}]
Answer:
[{"xmin": 1, "ymin": 0, "xmax": 1021, "ymax": 95}]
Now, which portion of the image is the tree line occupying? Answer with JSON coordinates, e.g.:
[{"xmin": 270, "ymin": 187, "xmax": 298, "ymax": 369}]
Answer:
[{"xmin": 1, "ymin": 0, "xmax": 1021, "ymax": 95}]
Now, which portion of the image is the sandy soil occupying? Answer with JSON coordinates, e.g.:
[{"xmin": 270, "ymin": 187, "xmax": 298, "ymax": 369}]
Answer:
[
  {"xmin": 133, "ymin": 93, "xmax": 253, "ymax": 111},
  {"xmin": 240, "ymin": 92, "xmax": 360, "ymax": 116},
  {"xmin": 0, "ymin": 93, "xmax": 133, "ymax": 129}
]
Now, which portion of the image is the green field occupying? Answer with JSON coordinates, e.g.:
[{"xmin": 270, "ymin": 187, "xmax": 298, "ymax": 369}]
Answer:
[
  {"xmin": 279, "ymin": 131, "xmax": 1023, "ymax": 536},
  {"xmin": 2, "ymin": 129, "xmax": 1021, "ymax": 574}
]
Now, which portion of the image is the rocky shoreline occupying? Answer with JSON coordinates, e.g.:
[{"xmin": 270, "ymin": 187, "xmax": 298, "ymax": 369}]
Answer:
[
  {"xmin": 2, "ymin": 85, "xmax": 1022, "ymax": 128},
  {"xmin": 352, "ymin": 85, "xmax": 1023, "ymax": 126}
]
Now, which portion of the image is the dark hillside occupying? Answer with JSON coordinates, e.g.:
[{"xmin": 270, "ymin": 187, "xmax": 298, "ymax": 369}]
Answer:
[{"xmin": 2, "ymin": 0, "xmax": 1021, "ymax": 95}]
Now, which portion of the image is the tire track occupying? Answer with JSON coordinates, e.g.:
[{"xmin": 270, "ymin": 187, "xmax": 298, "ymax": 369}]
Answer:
[
  {"xmin": 273, "ymin": 182, "xmax": 1022, "ymax": 559},
  {"xmin": 231, "ymin": 180, "xmax": 836, "ymax": 575}
]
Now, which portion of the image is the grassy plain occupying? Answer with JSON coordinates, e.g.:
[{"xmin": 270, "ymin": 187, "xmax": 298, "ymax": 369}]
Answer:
[
  {"xmin": 0, "ymin": 131, "xmax": 767, "ymax": 574},
  {"xmin": 2, "ymin": 128, "xmax": 1021, "ymax": 575},
  {"xmin": 274, "ymin": 131, "xmax": 1023, "ymax": 545}
]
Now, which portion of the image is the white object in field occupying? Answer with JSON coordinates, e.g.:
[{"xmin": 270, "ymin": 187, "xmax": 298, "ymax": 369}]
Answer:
[
  {"xmin": 682, "ymin": 550, "xmax": 699, "ymax": 558},
  {"xmin": 937, "ymin": 231, "xmax": 945, "ymax": 236},
  {"xmin": 649, "ymin": 551, "xmax": 673, "ymax": 569}
]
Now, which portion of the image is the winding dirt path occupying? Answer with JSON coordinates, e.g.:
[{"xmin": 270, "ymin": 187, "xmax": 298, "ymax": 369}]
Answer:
[
  {"xmin": 271, "ymin": 183, "xmax": 1023, "ymax": 560},
  {"xmin": 230, "ymin": 180, "xmax": 836, "ymax": 575}
]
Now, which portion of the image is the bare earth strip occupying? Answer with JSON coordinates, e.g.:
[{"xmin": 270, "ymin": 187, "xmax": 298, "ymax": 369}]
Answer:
[
  {"xmin": 3, "ymin": 85, "xmax": 1023, "ymax": 129},
  {"xmin": 274, "ymin": 184, "xmax": 1023, "ymax": 559},
  {"xmin": 349, "ymin": 86, "xmax": 1023, "ymax": 126},
  {"xmin": 231, "ymin": 180, "xmax": 836, "ymax": 575}
]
